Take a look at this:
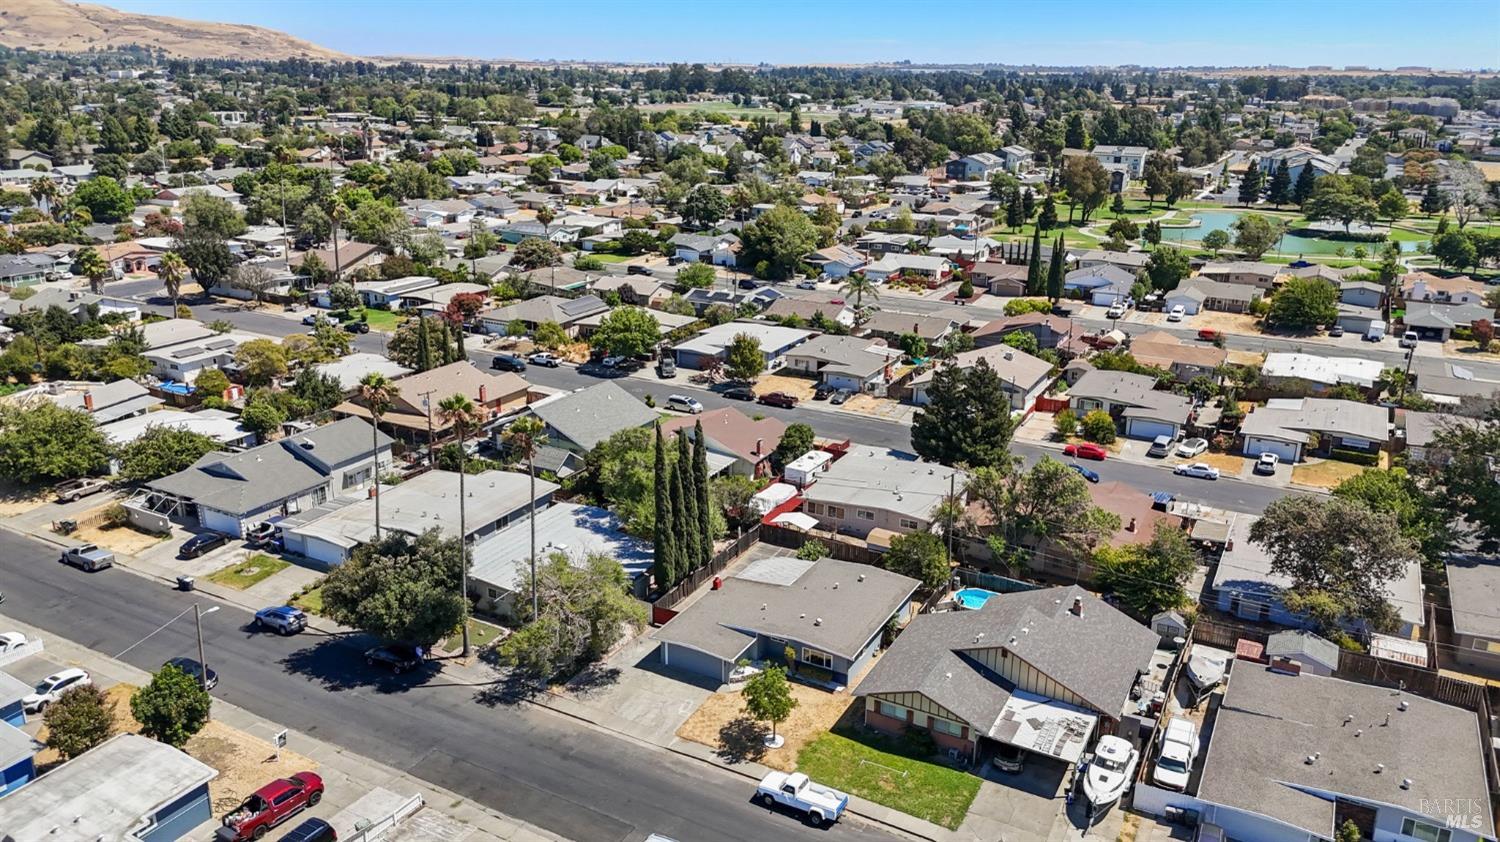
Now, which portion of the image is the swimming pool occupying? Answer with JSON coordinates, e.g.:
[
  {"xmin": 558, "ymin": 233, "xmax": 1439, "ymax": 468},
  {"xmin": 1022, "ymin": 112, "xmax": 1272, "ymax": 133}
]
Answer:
[{"xmin": 955, "ymin": 587, "xmax": 1001, "ymax": 610}]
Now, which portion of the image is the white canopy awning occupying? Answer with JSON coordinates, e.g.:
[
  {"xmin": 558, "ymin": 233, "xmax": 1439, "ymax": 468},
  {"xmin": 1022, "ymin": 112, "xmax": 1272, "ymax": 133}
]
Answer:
[{"xmin": 771, "ymin": 511, "xmax": 818, "ymax": 532}]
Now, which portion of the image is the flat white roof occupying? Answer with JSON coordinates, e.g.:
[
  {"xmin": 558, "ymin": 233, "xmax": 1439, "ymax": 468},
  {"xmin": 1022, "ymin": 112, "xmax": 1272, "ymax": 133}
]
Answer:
[
  {"xmin": 97, "ymin": 408, "xmax": 250, "ymax": 447},
  {"xmin": 988, "ymin": 690, "xmax": 1097, "ymax": 764},
  {"xmin": 468, "ymin": 502, "xmax": 651, "ymax": 591},
  {"xmin": 673, "ymin": 321, "xmax": 814, "ymax": 357}
]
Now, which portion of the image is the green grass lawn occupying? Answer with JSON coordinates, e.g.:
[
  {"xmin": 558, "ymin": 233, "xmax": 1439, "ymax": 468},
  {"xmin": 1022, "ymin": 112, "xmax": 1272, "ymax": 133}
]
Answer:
[
  {"xmin": 357, "ymin": 308, "xmax": 404, "ymax": 332},
  {"xmin": 587, "ymin": 253, "xmax": 633, "ymax": 263},
  {"xmin": 290, "ymin": 583, "xmax": 324, "ymax": 614},
  {"xmin": 206, "ymin": 553, "xmax": 290, "ymax": 590},
  {"xmin": 443, "ymin": 618, "xmax": 505, "ymax": 652},
  {"xmin": 796, "ymin": 729, "xmax": 980, "ymax": 830}
]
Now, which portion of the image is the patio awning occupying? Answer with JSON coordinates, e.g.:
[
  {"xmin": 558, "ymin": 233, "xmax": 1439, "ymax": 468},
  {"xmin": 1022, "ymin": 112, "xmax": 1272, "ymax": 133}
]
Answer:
[
  {"xmin": 985, "ymin": 691, "xmax": 1097, "ymax": 764},
  {"xmin": 771, "ymin": 511, "xmax": 818, "ymax": 531}
]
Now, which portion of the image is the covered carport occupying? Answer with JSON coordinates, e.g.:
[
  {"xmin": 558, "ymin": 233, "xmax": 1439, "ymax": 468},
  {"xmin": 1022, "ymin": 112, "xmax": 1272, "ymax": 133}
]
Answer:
[{"xmin": 983, "ymin": 690, "xmax": 1098, "ymax": 769}]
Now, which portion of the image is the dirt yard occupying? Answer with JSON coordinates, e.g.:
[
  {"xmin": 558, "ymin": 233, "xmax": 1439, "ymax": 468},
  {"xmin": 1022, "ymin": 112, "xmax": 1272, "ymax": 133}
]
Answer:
[
  {"xmin": 1225, "ymin": 349, "xmax": 1265, "ymax": 367},
  {"xmin": 191, "ymin": 719, "xmax": 319, "ymax": 815},
  {"xmin": 32, "ymin": 684, "xmax": 142, "ymax": 770},
  {"xmin": 1291, "ymin": 459, "xmax": 1367, "ymax": 489},
  {"xmin": 753, "ymin": 373, "xmax": 817, "ymax": 401},
  {"xmin": 73, "ymin": 521, "xmax": 168, "ymax": 555},
  {"xmin": 677, "ymin": 682, "xmax": 859, "ymax": 771},
  {"xmin": 0, "ymin": 481, "xmax": 50, "ymax": 517},
  {"xmin": 1192, "ymin": 311, "xmax": 1263, "ymax": 336}
]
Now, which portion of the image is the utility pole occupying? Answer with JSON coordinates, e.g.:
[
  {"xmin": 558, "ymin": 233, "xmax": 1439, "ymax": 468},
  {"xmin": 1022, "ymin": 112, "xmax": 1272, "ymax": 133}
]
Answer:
[
  {"xmin": 529, "ymin": 445, "xmax": 538, "ymax": 620},
  {"xmin": 419, "ymin": 390, "xmax": 437, "ymax": 465},
  {"xmin": 194, "ymin": 603, "xmax": 209, "ymax": 693},
  {"xmin": 945, "ymin": 471, "xmax": 956, "ymax": 565}
]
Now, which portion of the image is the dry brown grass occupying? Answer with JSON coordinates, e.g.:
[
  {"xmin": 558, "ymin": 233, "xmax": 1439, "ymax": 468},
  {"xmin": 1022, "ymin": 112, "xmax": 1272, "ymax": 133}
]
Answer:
[
  {"xmin": 753, "ymin": 373, "xmax": 818, "ymax": 400},
  {"xmin": 1192, "ymin": 312, "xmax": 1262, "ymax": 335},
  {"xmin": 189, "ymin": 719, "xmax": 319, "ymax": 815},
  {"xmin": 677, "ymin": 682, "xmax": 858, "ymax": 771},
  {"xmin": 1194, "ymin": 452, "xmax": 1247, "ymax": 475},
  {"xmin": 33, "ymin": 684, "xmax": 142, "ymax": 769},
  {"xmin": 1292, "ymin": 459, "xmax": 1367, "ymax": 489},
  {"xmin": 0, "ymin": 480, "xmax": 50, "ymax": 517},
  {"xmin": 73, "ymin": 521, "xmax": 168, "ymax": 555}
]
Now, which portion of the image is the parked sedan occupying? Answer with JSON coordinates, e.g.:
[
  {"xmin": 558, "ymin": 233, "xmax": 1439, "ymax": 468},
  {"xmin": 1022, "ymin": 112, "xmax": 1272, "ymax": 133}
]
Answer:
[
  {"xmin": 179, "ymin": 532, "xmax": 231, "ymax": 559},
  {"xmin": 54, "ymin": 476, "xmax": 111, "ymax": 503},
  {"xmin": 165, "ymin": 656, "xmax": 218, "ymax": 690},
  {"xmin": 527, "ymin": 352, "xmax": 562, "ymax": 368},
  {"xmin": 758, "ymin": 392, "xmax": 799, "ymax": 409},
  {"xmin": 1068, "ymin": 462, "xmax": 1101, "ymax": 483},
  {"xmin": 1173, "ymin": 462, "xmax": 1221, "ymax": 480},
  {"xmin": 23, "ymin": 668, "xmax": 90, "ymax": 713},
  {"xmin": 343, "ymin": 320, "xmax": 370, "ymax": 334},
  {"xmin": 721, "ymin": 386, "xmax": 756, "ymax": 401},
  {"xmin": 796, "ymin": 280, "xmax": 818, "ymax": 290},
  {"xmin": 364, "ymin": 643, "xmax": 423, "ymax": 674},
  {"xmin": 1063, "ymin": 442, "xmax": 1108, "ymax": 461},
  {"xmin": 490, "ymin": 353, "xmax": 527, "ymax": 373},
  {"xmin": 829, "ymin": 389, "xmax": 853, "ymax": 405},
  {"xmin": 0, "ymin": 631, "xmax": 30, "ymax": 656},
  {"xmin": 813, "ymin": 383, "xmax": 836, "ymax": 401},
  {"xmin": 1175, "ymin": 438, "xmax": 1209, "ymax": 458}
]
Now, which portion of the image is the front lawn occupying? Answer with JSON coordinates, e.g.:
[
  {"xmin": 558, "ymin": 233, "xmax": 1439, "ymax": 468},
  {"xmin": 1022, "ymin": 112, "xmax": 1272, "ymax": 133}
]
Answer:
[
  {"xmin": 290, "ymin": 583, "xmax": 325, "ymax": 614},
  {"xmin": 796, "ymin": 728, "xmax": 980, "ymax": 830},
  {"xmin": 206, "ymin": 553, "xmax": 290, "ymax": 589},
  {"xmin": 358, "ymin": 308, "xmax": 403, "ymax": 332},
  {"xmin": 442, "ymin": 617, "xmax": 506, "ymax": 652},
  {"xmin": 586, "ymin": 253, "xmax": 633, "ymax": 263}
]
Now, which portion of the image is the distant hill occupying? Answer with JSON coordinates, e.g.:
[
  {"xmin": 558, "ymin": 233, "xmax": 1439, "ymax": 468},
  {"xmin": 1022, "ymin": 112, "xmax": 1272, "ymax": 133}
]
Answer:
[{"xmin": 0, "ymin": 0, "xmax": 350, "ymax": 61}]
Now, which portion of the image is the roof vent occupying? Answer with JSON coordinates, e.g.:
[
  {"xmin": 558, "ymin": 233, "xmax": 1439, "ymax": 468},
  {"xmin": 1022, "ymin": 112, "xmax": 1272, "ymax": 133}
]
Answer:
[
  {"xmin": 1305, "ymin": 754, "xmax": 1318, "ymax": 765},
  {"xmin": 1344, "ymin": 714, "xmax": 1354, "ymax": 725},
  {"xmin": 1401, "ymin": 778, "xmax": 1412, "ymax": 790},
  {"xmin": 857, "ymin": 574, "xmax": 865, "ymax": 582},
  {"xmin": 761, "ymin": 604, "xmax": 767, "ymax": 610},
  {"xmin": 300, "ymin": 441, "xmax": 315, "ymax": 449},
  {"xmin": 1375, "ymin": 763, "xmax": 1385, "ymax": 774},
  {"xmin": 1008, "ymin": 635, "xmax": 1018, "ymax": 645},
  {"xmin": 833, "ymin": 582, "xmax": 839, "ymax": 589},
  {"xmin": 1383, "ymin": 713, "xmax": 1390, "ymax": 727},
  {"xmin": 1398, "ymin": 699, "xmax": 1409, "ymax": 711},
  {"xmin": 1354, "ymin": 729, "xmax": 1363, "ymax": 737},
  {"xmin": 814, "ymin": 617, "xmax": 822, "ymax": 626},
  {"xmin": 799, "ymin": 613, "xmax": 806, "ymax": 619}
]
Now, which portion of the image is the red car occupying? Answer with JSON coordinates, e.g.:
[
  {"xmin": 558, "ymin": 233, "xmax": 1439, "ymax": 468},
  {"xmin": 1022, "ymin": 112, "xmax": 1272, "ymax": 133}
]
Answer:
[
  {"xmin": 1064, "ymin": 442, "xmax": 1108, "ymax": 461},
  {"xmin": 219, "ymin": 772, "xmax": 324, "ymax": 841},
  {"xmin": 758, "ymin": 391, "xmax": 799, "ymax": 409},
  {"xmin": 1196, "ymin": 328, "xmax": 1223, "ymax": 342}
]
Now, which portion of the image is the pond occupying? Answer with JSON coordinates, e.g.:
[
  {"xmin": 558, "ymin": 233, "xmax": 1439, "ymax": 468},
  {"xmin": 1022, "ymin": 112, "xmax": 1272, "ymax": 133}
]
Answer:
[{"xmin": 1158, "ymin": 209, "xmax": 1427, "ymax": 255}]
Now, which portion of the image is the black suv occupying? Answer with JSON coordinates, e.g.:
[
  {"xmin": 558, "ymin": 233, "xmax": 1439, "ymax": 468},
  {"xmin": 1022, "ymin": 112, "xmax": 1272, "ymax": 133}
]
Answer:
[
  {"xmin": 491, "ymin": 354, "xmax": 527, "ymax": 372},
  {"xmin": 179, "ymin": 532, "xmax": 230, "ymax": 559},
  {"xmin": 364, "ymin": 643, "xmax": 424, "ymax": 674}
]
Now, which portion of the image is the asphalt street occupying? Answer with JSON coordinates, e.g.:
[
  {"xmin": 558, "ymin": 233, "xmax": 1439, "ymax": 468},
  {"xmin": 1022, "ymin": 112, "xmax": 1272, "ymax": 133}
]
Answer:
[{"xmin": 0, "ymin": 529, "xmax": 899, "ymax": 842}]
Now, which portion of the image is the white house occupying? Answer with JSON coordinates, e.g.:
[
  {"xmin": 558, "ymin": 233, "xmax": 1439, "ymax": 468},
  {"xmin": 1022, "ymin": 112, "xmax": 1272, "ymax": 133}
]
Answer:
[{"xmin": 1089, "ymin": 145, "xmax": 1149, "ymax": 178}]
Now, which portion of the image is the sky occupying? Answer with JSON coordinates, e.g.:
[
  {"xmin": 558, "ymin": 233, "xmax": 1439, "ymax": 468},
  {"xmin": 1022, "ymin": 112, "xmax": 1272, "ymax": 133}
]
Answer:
[{"xmin": 105, "ymin": 0, "xmax": 1500, "ymax": 70}]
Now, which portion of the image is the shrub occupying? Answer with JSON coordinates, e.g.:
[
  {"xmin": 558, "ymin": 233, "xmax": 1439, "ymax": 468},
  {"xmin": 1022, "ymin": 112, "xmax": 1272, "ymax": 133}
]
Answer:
[
  {"xmin": 901, "ymin": 727, "xmax": 938, "ymax": 758},
  {"xmin": 1053, "ymin": 408, "xmax": 1077, "ymax": 439},
  {"xmin": 1080, "ymin": 409, "xmax": 1117, "ymax": 444},
  {"xmin": 102, "ymin": 503, "xmax": 129, "ymax": 529},
  {"xmin": 796, "ymin": 539, "xmax": 828, "ymax": 561}
]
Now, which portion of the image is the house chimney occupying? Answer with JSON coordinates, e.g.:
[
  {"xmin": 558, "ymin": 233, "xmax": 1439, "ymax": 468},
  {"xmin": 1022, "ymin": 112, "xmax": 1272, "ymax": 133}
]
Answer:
[
  {"xmin": 82, "ymin": 391, "xmax": 94, "ymax": 412},
  {"xmin": 755, "ymin": 437, "xmax": 763, "ymax": 455},
  {"xmin": 1070, "ymin": 596, "xmax": 1083, "ymax": 617},
  {"xmin": 479, "ymin": 384, "xmax": 488, "ymax": 404}
]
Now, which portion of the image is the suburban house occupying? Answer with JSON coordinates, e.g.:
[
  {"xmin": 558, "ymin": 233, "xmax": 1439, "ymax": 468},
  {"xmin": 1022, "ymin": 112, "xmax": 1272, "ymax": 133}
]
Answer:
[
  {"xmin": 857, "ymin": 586, "xmax": 1160, "ymax": 766},
  {"xmin": 973, "ymin": 312, "xmax": 1078, "ymax": 350},
  {"xmin": 1254, "ymin": 144, "xmax": 1339, "ymax": 183},
  {"xmin": 681, "ymin": 285, "xmax": 784, "ymax": 315},
  {"xmin": 946, "ymin": 152, "xmax": 1005, "ymax": 181},
  {"xmin": 589, "ymin": 274, "xmax": 673, "ymax": 307},
  {"xmin": 927, "ymin": 235, "xmax": 999, "ymax": 262},
  {"xmin": 1128, "ymin": 331, "xmax": 1228, "ymax": 381},
  {"xmin": 7, "ymin": 378, "xmax": 161, "ymax": 425},
  {"xmin": 661, "ymin": 406, "xmax": 785, "ymax": 478},
  {"xmin": 805, "ymin": 244, "xmax": 868, "ymax": 279},
  {"xmin": 1165, "ymin": 277, "xmax": 1263, "ymax": 314},
  {"xmin": 1134, "ymin": 665, "xmax": 1494, "ymax": 842},
  {"xmin": 311, "ymin": 352, "xmax": 413, "ymax": 393},
  {"xmin": 519, "ymin": 381, "xmax": 658, "ymax": 457},
  {"xmin": 1261, "ymin": 352, "xmax": 1383, "ymax": 393},
  {"xmin": 994, "ymin": 480, "xmax": 1182, "ymax": 581},
  {"xmin": 0, "ymin": 253, "xmax": 63, "ymax": 288},
  {"xmin": 335, "ymin": 362, "xmax": 532, "ymax": 447},
  {"xmin": 1001, "ymin": 145, "xmax": 1033, "ymax": 172},
  {"xmin": 800, "ymin": 447, "xmax": 966, "ymax": 540},
  {"xmin": 1212, "ymin": 513, "xmax": 1423, "ymax": 637},
  {"xmin": 909, "ymin": 346, "xmax": 1053, "ymax": 412},
  {"xmin": 969, "ymin": 261, "xmax": 1029, "ymax": 296},
  {"xmin": 761, "ymin": 296, "xmax": 857, "ymax": 328},
  {"xmin": 1444, "ymin": 556, "xmax": 1500, "ymax": 677},
  {"xmin": 1239, "ymin": 397, "xmax": 1390, "ymax": 463},
  {"xmin": 1264, "ymin": 629, "xmax": 1341, "ymax": 676},
  {"xmin": 1401, "ymin": 410, "xmax": 1476, "ymax": 465},
  {"xmin": 1403, "ymin": 301, "xmax": 1495, "ymax": 342},
  {"xmin": 0, "ymin": 705, "xmax": 33, "ymax": 797},
  {"xmin": 862, "ymin": 254, "xmax": 953, "ymax": 285},
  {"xmin": 280, "ymin": 469, "xmax": 558, "ymax": 565},
  {"xmin": 1089, "ymin": 145, "xmax": 1149, "ymax": 178},
  {"xmin": 470, "ymin": 503, "xmax": 653, "ymax": 616},
  {"xmin": 1338, "ymin": 280, "xmax": 1386, "ymax": 311},
  {"xmin": 137, "ymin": 417, "xmax": 393, "ymax": 538},
  {"xmin": 98, "ymin": 408, "xmax": 254, "ymax": 453},
  {"xmin": 855, "ymin": 232, "xmax": 926, "ymax": 255},
  {"xmin": 670, "ymin": 232, "xmax": 740, "ymax": 266},
  {"xmin": 350, "ymin": 275, "xmax": 440, "ymax": 308},
  {"xmin": 396, "ymin": 282, "xmax": 491, "ymax": 314},
  {"xmin": 653, "ymin": 556, "xmax": 919, "ymax": 686},
  {"xmin": 1197, "ymin": 261, "xmax": 1282, "ymax": 290},
  {"xmin": 672, "ymin": 321, "xmax": 813, "ymax": 372},
  {"xmin": 478, "ymin": 294, "xmax": 609, "ymax": 338},
  {"xmin": 1068, "ymin": 370, "xmax": 1193, "ymax": 441},
  {"xmin": 782, "ymin": 334, "xmax": 902, "ymax": 393},
  {"xmin": 0, "ymin": 287, "xmax": 140, "ymax": 322},
  {"xmin": 1403, "ymin": 271, "xmax": 1489, "ymax": 306},
  {"xmin": 1064, "ymin": 264, "xmax": 1137, "ymax": 306},
  {"xmin": 291, "ymin": 240, "xmax": 383, "ymax": 278},
  {"xmin": 1, "ymin": 734, "xmax": 218, "ymax": 842},
  {"xmin": 859, "ymin": 310, "xmax": 960, "ymax": 349},
  {"xmin": 1075, "ymin": 249, "xmax": 1151, "ymax": 274}
]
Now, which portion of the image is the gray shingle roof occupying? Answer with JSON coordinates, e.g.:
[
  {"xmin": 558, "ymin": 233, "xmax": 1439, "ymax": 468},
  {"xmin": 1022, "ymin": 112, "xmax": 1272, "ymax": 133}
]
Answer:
[
  {"xmin": 528, "ymin": 382, "xmax": 657, "ymax": 451},
  {"xmin": 1264, "ymin": 630, "xmax": 1340, "ymax": 671},
  {"xmin": 1445, "ymin": 555, "xmax": 1500, "ymax": 641}
]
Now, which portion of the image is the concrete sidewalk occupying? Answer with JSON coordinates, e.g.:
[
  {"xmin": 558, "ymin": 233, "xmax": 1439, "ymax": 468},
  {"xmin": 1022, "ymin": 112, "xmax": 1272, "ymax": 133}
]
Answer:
[{"xmin": 0, "ymin": 612, "xmax": 566, "ymax": 842}]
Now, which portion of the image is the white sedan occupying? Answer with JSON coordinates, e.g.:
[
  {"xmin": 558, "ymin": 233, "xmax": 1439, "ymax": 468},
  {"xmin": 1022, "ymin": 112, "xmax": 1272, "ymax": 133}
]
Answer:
[
  {"xmin": 1175, "ymin": 438, "xmax": 1209, "ymax": 458},
  {"xmin": 0, "ymin": 631, "xmax": 28, "ymax": 655},
  {"xmin": 1174, "ymin": 462, "xmax": 1221, "ymax": 480}
]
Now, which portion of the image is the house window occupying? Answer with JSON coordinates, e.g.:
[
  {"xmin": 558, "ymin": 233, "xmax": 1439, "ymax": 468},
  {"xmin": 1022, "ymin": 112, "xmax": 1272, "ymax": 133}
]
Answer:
[
  {"xmin": 342, "ymin": 467, "xmax": 371, "ymax": 490},
  {"xmin": 899, "ymin": 518, "xmax": 919, "ymax": 530},
  {"xmin": 1400, "ymin": 818, "xmax": 1451, "ymax": 842},
  {"xmin": 826, "ymin": 505, "xmax": 846, "ymax": 519},
  {"xmin": 804, "ymin": 502, "xmax": 822, "ymax": 515},
  {"xmin": 802, "ymin": 648, "xmax": 832, "ymax": 669},
  {"xmin": 486, "ymin": 588, "xmax": 499, "ymax": 599},
  {"xmin": 312, "ymin": 487, "xmax": 328, "ymax": 505},
  {"xmin": 930, "ymin": 718, "xmax": 963, "ymax": 737},
  {"xmin": 877, "ymin": 700, "xmax": 907, "ymax": 721},
  {"xmin": 856, "ymin": 509, "xmax": 875, "ymax": 521},
  {"xmin": 1475, "ymin": 639, "xmax": 1500, "ymax": 654}
]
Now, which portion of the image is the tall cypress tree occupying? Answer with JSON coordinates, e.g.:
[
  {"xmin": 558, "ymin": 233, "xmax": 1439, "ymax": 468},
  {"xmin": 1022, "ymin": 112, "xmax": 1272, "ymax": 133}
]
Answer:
[
  {"xmin": 669, "ymin": 455, "xmax": 690, "ymax": 580},
  {"xmin": 1025, "ymin": 226, "xmax": 1043, "ymax": 294},
  {"xmin": 1266, "ymin": 160, "xmax": 1291, "ymax": 208},
  {"xmin": 652, "ymin": 425, "xmax": 677, "ymax": 590},
  {"xmin": 693, "ymin": 421, "xmax": 713, "ymax": 563},
  {"xmin": 675, "ymin": 431, "xmax": 701, "ymax": 570},
  {"xmin": 1236, "ymin": 160, "xmax": 1261, "ymax": 206},
  {"xmin": 1292, "ymin": 162, "xmax": 1317, "ymax": 207},
  {"xmin": 416, "ymin": 316, "xmax": 433, "ymax": 372},
  {"xmin": 1046, "ymin": 234, "xmax": 1066, "ymax": 303}
]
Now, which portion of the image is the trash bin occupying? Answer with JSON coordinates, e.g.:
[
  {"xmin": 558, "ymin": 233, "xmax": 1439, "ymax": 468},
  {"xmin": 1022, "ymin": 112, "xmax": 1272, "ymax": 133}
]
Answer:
[
  {"xmin": 56, "ymin": 519, "xmax": 78, "ymax": 535},
  {"xmin": 176, "ymin": 576, "xmax": 195, "ymax": 591}
]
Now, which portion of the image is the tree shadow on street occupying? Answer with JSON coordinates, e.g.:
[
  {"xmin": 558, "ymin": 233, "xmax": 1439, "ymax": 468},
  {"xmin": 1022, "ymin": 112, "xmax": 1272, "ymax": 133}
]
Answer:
[{"xmin": 278, "ymin": 636, "xmax": 438, "ymax": 695}]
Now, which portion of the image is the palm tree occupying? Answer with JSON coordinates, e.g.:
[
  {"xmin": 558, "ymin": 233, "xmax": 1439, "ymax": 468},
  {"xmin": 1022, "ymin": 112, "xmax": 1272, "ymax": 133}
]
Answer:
[
  {"xmin": 437, "ymin": 392, "xmax": 479, "ymax": 657},
  {"xmin": 501, "ymin": 416, "xmax": 546, "ymax": 620},
  {"xmin": 326, "ymin": 198, "xmax": 349, "ymax": 281},
  {"xmin": 840, "ymin": 271, "xmax": 879, "ymax": 311},
  {"xmin": 74, "ymin": 247, "xmax": 109, "ymax": 295},
  {"xmin": 29, "ymin": 177, "xmax": 58, "ymax": 218},
  {"xmin": 157, "ymin": 251, "xmax": 188, "ymax": 316},
  {"xmin": 359, "ymin": 373, "xmax": 399, "ymax": 537}
]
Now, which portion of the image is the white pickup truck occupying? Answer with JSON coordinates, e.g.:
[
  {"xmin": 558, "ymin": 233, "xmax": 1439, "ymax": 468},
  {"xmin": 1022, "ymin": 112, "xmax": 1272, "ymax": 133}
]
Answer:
[{"xmin": 756, "ymin": 771, "xmax": 849, "ymax": 827}]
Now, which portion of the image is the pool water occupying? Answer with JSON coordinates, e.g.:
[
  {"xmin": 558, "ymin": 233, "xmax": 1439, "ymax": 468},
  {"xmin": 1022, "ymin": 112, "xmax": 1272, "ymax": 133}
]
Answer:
[
  {"xmin": 955, "ymin": 587, "xmax": 1002, "ymax": 610},
  {"xmin": 1158, "ymin": 209, "xmax": 1425, "ymax": 255}
]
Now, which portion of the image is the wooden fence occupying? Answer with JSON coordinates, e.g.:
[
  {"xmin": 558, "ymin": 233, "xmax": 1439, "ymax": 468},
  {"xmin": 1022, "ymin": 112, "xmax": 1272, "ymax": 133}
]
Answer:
[
  {"xmin": 758, "ymin": 522, "xmax": 887, "ymax": 567},
  {"xmin": 649, "ymin": 526, "xmax": 760, "ymax": 626},
  {"xmin": 1034, "ymin": 395, "xmax": 1070, "ymax": 414}
]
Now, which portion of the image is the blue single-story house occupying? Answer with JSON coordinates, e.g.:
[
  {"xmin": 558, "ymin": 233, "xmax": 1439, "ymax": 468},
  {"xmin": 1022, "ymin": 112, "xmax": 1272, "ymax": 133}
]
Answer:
[
  {"xmin": 0, "ymin": 720, "xmax": 36, "ymax": 795},
  {"xmin": 652, "ymin": 557, "xmax": 919, "ymax": 687},
  {"xmin": 0, "ymin": 671, "xmax": 29, "ymax": 727}
]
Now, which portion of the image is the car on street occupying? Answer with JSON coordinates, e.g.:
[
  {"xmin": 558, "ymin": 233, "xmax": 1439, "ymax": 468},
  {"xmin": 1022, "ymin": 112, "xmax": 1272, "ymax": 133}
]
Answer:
[
  {"xmin": 796, "ymin": 280, "xmax": 818, "ymax": 290},
  {"xmin": 1328, "ymin": 325, "xmax": 1345, "ymax": 338},
  {"xmin": 1174, "ymin": 462, "xmax": 1221, "ymax": 480},
  {"xmin": 1105, "ymin": 304, "xmax": 1127, "ymax": 319},
  {"xmin": 830, "ymin": 389, "xmax": 853, "ymax": 405},
  {"xmin": 1153, "ymin": 718, "xmax": 1201, "ymax": 791},
  {"xmin": 756, "ymin": 771, "xmax": 848, "ymax": 828},
  {"xmin": 165, "ymin": 656, "xmax": 218, "ymax": 690},
  {"xmin": 1175, "ymin": 438, "xmax": 1209, "ymax": 458},
  {"xmin": 343, "ymin": 320, "xmax": 370, "ymax": 333},
  {"xmin": 1254, "ymin": 452, "xmax": 1280, "ymax": 475},
  {"xmin": 244, "ymin": 521, "xmax": 278, "ymax": 548},
  {"xmin": 1063, "ymin": 442, "xmax": 1108, "ymax": 461},
  {"xmin": 60, "ymin": 544, "xmax": 115, "ymax": 572},
  {"xmin": 527, "ymin": 352, "xmax": 561, "ymax": 367},
  {"xmin": 23, "ymin": 668, "xmax": 91, "ymax": 713},
  {"xmin": 1068, "ymin": 462, "xmax": 1101, "ymax": 483},
  {"xmin": 218, "ymin": 773, "xmax": 324, "ymax": 842},
  {"xmin": 490, "ymin": 353, "xmax": 527, "ymax": 372},
  {"xmin": 665, "ymin": 394, "xmax": 703, "ymax": 414},
  {"xmin": 738, "ymin": 278, "xmax": 759, "ymax": 290},
  {"xmin": 54, "ymin": 476, "xmax": 110, "ymax": 503},
  {"xmin": 813, "ymin": 383, "xmax": 835, "ymax": 401},
  {"xmin": 758, "ymin": 391, "xmax": 799, "ymax": 409},
  {"xmin": 1166, "ymin": 305, "xmax": 1185, "ymax": 322},
  {"xmin": 279, "ymin": 818, "xmax": 337, "ymax": 842},
  {"xmin": 600, "ymin": 355, "xmax": 625, "ymax": 368},
  {"xmin": 0, "ymin": 631, "xmax": 30, "ymax": 656},
  {"xmin": 627, "ymin": 265, "xmax": 654, "ymax": 276},
  {"xmin": 1196, "ymin": 328, "xmax": 1223, "ymax": 342},
  {"xmin": 364, "ymin": 643, "xmax": 423, "ymax": 674},
  {"xmin": 180, "ymin": 532, "xmax": 231, "ymax": 559},
  {"xmin": 301, "ymin": 313, "xmax": 337, "ymax": 327},
  {"xmin": 254, "ymin": 605, "xmax": 309, "ymax": 636},
  {"xmin": 721, "ymin": 386, "xmax": 756, "ymax": 401}
]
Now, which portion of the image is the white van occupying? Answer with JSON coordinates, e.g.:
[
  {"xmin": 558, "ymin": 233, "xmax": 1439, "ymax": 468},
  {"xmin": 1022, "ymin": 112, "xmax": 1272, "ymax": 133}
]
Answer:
[{"xmin": 1365, "ymin": 320, "xmax": 1387, "ymax": 342}]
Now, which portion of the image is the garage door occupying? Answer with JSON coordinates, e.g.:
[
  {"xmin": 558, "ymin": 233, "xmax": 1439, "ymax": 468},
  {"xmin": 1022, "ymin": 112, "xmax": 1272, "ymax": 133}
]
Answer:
[
  {"xmin": 1125, "ymin": 419, "xmax": 1176, "ymax": 441},
  {"xmin": 660, "ymin": 643, "xmax": 727, "ymax": 683},
  {"xmin": 1244, "ymin": 437, "xmax": 1300, "ymax": 463}
]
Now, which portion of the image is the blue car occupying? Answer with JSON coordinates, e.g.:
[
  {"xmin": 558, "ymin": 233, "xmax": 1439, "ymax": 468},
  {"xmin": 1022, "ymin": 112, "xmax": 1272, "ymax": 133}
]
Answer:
[
  {"xmin": 1068, "ymin": 462, "xmax": 1100, "ymax": 484},
  {"xmin": 254, "ymin": 605, "xmax": 309, "ymax": 636}
]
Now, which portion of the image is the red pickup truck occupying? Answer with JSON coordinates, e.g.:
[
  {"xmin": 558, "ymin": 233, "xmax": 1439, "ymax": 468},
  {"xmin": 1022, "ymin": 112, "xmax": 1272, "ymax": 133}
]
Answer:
[{"xmin": 218, "ymin": 772, "xmax": 324, "ymax": 841}]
